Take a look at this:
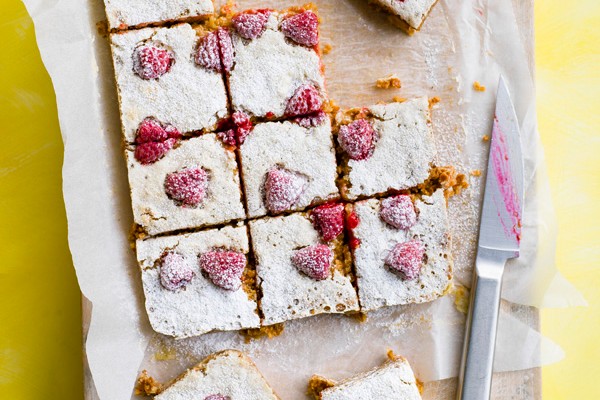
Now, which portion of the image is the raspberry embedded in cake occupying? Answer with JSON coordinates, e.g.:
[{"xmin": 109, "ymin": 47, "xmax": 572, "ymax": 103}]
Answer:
[
  {"xmin": 133, "ymin": 44, "xmax": 174, "ymax": 80},
  {"xmin": 164, "ymin": 167, "xmax": 209, "ymax": 207},
  {"xmin": 292, "ymin": 244, "xmax": 333, "ymax": 281},
  {"xmin": 294, "ymin": 110, "xmax": 328, "ymax": 128},
  {"xmin": 349, "ymin": 190, "xmax": 452, "ymax": 311},
  {"xmin": 311, "ymin": 353, "xmax": 422, "ymax": 400},
  {"xmin": 336, "ymin": 97, "xmax": 437, "ymax": 200},
  {"xmin": 385, "ymin": 239, "xmax": 425, "ymax": 280},
  {"xmin": 249, "ymin": 213, "xmax": 358, "ymax": 326},
  {"xmin": 136, "ymin": 226, "xmax": 259, "ymax": 339},
  {"xmin": 380, "ymin": 194, "xmax": 418, "ymax": 229},
  {"xmin": 232, "ymin": 9, "xmax": 272, "ymax": 40},
  {"xmin": 155, "ymin": 350, "xmax": 278, "ymax": 399},
  {"xmin": 367, "ymin": 0, "xmax": 439, "ymax": 35},
  {"xmin": 110, "ymin": 24, "xmax": 228, "ymax": 143},
  {"xmin": 126, "ymin": 134, "xmax": 245, "ymax": 236},
  {"xmin": 337, "ymin": 119, "xmax": 376, "ymax": 161},
  {"xmin": 217, "ymin": 111, "xmax": 253, "ymax": 147},
  {"xmin": 134, "ymin": 117, "xmax": 182, "ymax": 164},
  {"xmin": 226, "ymin": 7, "xmax": 327, "ymax": 119},
  {"xmin": 103, "ymin": 0, "xmax": 214, "ymax": 31},
  {"xmin": 264, "ymin": 167, "xmax": 307, "ymax": 214},
  {"xmin": 239, "ymin": 119, "xmax": 339, "ymax": 218},
  {"xmin": 280, "ymin": 10, "xmax": 319, "ymax": 47},
  {"xmin": 199, "ymin": 250, "xmax": 247, "ymax": 291},
  {"xmin": 310, "ymin": 203, "xmax": 345, "ymax": 242},
  {"xmin": 159, "ymin": 252, "xmax": 195, "ymax": 291}
]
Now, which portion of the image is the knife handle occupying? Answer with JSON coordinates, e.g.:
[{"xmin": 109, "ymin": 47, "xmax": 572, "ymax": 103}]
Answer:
[{"xmin": 457, "ymin": 248, "xmax": 507, "ymax": 400}]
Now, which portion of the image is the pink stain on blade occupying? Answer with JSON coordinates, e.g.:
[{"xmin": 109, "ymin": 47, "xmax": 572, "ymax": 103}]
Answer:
[{"xmin": 491, "ymin": 116, "xmax": 522, "ymax": 243}]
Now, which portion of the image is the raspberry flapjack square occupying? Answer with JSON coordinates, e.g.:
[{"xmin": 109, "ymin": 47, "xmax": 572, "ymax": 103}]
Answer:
[
  {"xmin": 238, "ymin": 118, "xmax": 339, "ymax": 218},
  {"xmin": 334, "ymin": 97, "xmax": 437, "ymax": 201},
  {"xmin": 103, "ymin": 0, "xmax": 215, "ymax": 31},
  {"xmin": 110, "ymin": 24, "xmax": 229, "ymax": 144},
  {"xmin": 249, "ymin": 209, "xmax": 359, "ymax": 326},
  {"xmin": 347, "ymin": 189, "xmax": 452, "ymax": 311},
  {"xmin": 136, "ymin": 225, "xmax": 259, "ymax": 339},
  {"xmin": 126, "ymin": 133, "xmax": 245, "ymax": 236}
]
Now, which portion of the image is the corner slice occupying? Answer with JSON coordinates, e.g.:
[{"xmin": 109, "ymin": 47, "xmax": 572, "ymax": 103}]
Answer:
[
  {"xmin": 334, "ymin": 97, "xmax": 437, "ymax": 201},
  {"xmin": 110, "ymin": 24, "xmax": 228, "ymax": 143},
  {"xmin": 156, "ymin": 350, "xmax": 278, "ymax": 399},
  {"xmin": 368, "ymin": 0, "xmax": 438, "ymax": 35},
  {"xmin": 348, "ymin": 189, "xmax": 452, "ymax": 311},
  {"xmin": 136, "ymin": 225, "xmax": 259, "ymax": 339},
  {"xmin": 249, "ymin": 211, "xmax": 359, "ymax": 326},
  {"xmin": 103, "ymin": 0, "xmax": 214, "ymax": 31},
  {"xmin": 309, "ymin": 353, "xmax": 421, "ymax": 399},
  {"xmin": 226, "ymin": 6, "xmax": 327, "ymax": 119}
]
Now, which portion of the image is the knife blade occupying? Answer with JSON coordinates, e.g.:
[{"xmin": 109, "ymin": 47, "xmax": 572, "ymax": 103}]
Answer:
[{"xmin": 457, "ymin": 75, "xmax": 525, "ymax": 400}]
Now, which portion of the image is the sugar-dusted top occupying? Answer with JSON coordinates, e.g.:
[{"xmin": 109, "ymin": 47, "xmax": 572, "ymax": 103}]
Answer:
[
  {"xmin": 228, "ymin": 12, "xmax": 326, "ymax": 118},
  {"xmin": 126, "ymin": 134, "xmax": 245, "ymax": 236},
  {"xmin": 372, "ymin": 0, "xmax": 438, "ymax": 29},
  {"xmin": 320, "ymin": 357, "xmax": 421, "ymax": 400},
  {"xmin": 344, "ymin": 97, "xmax": 437, "ymax": 200},
  {"xmin": 110, "ymin": 24, "xmax": 228, "ymax": 143},
  {"xmin": 239, "ymin": 119, "xmax": 339, "ymax": 218},
  {"xmin": 136, "ymin": 226, "xmax": 259, "ymax": 339},
  {"xmin": 156, "ymin": 350, "xmax": 278, "ymax": 399},
  {"xmin": 352, "ymin": 190, "xmax": 452, "ymax": 311},
  {"xmin": 249, "ymin": 213, "xmax": 359, "ymax": 325},
  {"xmin": 104, "ymin": 0, "xmax": 214, "ymax": 30}
]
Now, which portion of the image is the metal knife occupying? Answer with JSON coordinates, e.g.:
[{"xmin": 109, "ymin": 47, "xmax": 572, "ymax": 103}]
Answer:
[{"xmin": 457, "ymin": 75, "xmax": 525, "ymax": 400}]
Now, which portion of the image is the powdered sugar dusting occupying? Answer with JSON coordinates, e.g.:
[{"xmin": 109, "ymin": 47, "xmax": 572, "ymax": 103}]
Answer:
[
  {"xmin": 380, "ymin": 194, "xmax": 417, "ymax": 229},
  {"xmin": 159, "ymin": 252, "xmax": 195, "ymax": 291}
]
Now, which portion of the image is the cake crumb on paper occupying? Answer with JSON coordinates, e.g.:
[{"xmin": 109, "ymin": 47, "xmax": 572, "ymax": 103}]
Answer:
[
  {"xmin": 470, "ymin": 169, "xmax": 481, "ymax": 177},
  {"xmin": 322, "ymin": 43, "xmax": 333, "ymax": 55},
  {"xmin": 473, "ymin": 81, "xmax": 486, "ymax": 91},
  {"xmin": 376, "ymin": 74, "xmax": 401, "ymax": 89}
]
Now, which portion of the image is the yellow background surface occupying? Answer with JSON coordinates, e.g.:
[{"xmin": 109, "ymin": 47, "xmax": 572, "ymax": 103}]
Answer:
[{"xmin": 0, "ymin": 0, "xmax": 597, "ymax": 398}]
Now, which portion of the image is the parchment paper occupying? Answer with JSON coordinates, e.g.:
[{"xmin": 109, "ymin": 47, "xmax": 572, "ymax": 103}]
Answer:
[{"xmin": 22, "ymin": 0, "xmax": 585, "ymax": 399}]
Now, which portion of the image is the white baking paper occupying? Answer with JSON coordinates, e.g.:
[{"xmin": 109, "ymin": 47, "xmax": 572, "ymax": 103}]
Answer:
[{"xmin": 21, "ymin": 0, "xmax": 584, "ymax": 399}]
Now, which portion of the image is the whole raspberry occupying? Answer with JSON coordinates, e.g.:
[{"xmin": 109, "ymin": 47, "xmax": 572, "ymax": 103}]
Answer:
[
  {"xmin": 196, "ymin": 28, "xmax": 234, "ymax": 73},
  {"xmin": 159, "ymin": 252, "xmax": 195, "ymax": 291},
  {"xmin": 264, "ymin": 168, "xmax": 307, "ymax": 213},
  {"xmin": 294, "ymin": 110, "xmax": 327, "ymax": 128},
  {"xmin": 285, "ymin": 84, "xmax": 323, "ymax": 117},
  {"xmin": 338, "ymin": 119, "xmax": 375, "ymax": 161},
  {"xmin": 164, "ymin": 167, "xmax": 208, "ymax": 207},
  {"xmin": 380, "ymin": 195, "xmax": 417, "ymax": 229},
  {"xmin": 134, "ymin": 118, "xmax": 181, "ymax": 164},
  {"xmin": 311, "ymin": 203, "xmax": 345, "ymax": 242},
  {"xmin": 291, "ymin": 244, "xmax": 332, "ymax": 280},
  {"xmin": 132, "ymin": 44, "xmax": 174, "ymax": 80},
  {"xmin": 280, "ymin": 10, "xmax": 319, "ymax": 47},
  {"xmin": 199, "ymin": 250, "xmax": 246, "ymax": 291},
  {"xmin": 232, "ymin": 9, "xmax": 271, "ymax": 39},
  {"xmin": 385, "ymin": 240, "xmax": 425, "ymax": 280},
  {"xmin": 217, "ymin": 28, "xmax": 234, "ymax": 73}
]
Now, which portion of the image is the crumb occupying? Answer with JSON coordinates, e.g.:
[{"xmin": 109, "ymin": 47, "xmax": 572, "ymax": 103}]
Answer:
[
  {"xmin": 135, "ymin": 370, "xmax": 163, "ymax": 396},
  {"xmin": 473, "ymin": 81, "xmax": 486, "ymax": 92},
  {"xmin": 322, "ymin": 43, "xmax": 332, "ymax": 55},
  {"xmin": 428, "ymin": 96, "xmax": 441, "ymax": 107},
  {"xmin": 307, "ymin": 375, "xmax": 336, "ymax": 399},
  {"xmin": 482, "ymin": 134, "xmax": 490, "ymax": 142},
  {"xmin": 470, "ymin": 170, "xmax": 481, "ymax": 177},
  {"xmin": 452, "ymin": 284, "xmax": 470, "ymax": 314},
  {"xmin": 96, "ymin": 20, "xmax": 109, "ymax": 38},
  {"xmin": 347, "ymin": 311, "xmax": 367, "ymax": 322},
  {"xmin": 240, "ymin": 323, "xmax": 285, "ymax": 343},
  {"xmin": 375, "ymin": 74, "xmax": 401, "ymax": 89},
  {"xmin": 392, "ymin": 96, "xmax": 407, "ymax": 103}
]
